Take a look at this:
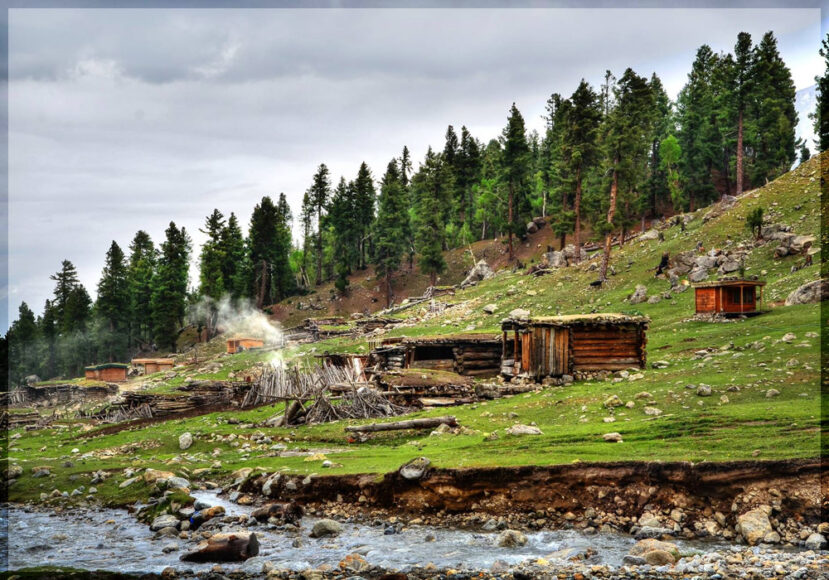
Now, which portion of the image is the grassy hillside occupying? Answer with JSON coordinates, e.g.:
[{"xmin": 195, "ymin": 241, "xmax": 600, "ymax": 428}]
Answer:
[{"xmin": 6, "ymin": 154, "xmax": 824, "ymax": 505}]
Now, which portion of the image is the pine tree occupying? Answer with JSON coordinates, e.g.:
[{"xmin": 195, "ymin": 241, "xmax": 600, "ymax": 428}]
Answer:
[
  {"xmin": 49, "ymin": 259, "xmax": 80, "ymax": 330},
  {"xmin": 127, "ymin": 231, "xmax": 156, "ymax": 350},
  {"xmin": 733, "ymin": 32, "xmax": 754, "ymax": 196},
  {"xmin": 456, "ymin": 126, "xmax": 482, "ymax": 227},
  {"xmin": 328, "ymin": 177, "xmax": 360, "ymax": 294},
  {"xmin": 353, "ymin": 162, "xmax": 376, "ymax": 270},
  {"xmin": 400, "ymin": 146, "xmax": 412, "ymax": 187},
  {"xmin": 749, "ymin": 31, "xmax": 797, "ymax": 185},
  {"xmin": 151, "ymin": 222, "xmax": 192, "ymax": 352},
  {"xmin": 645, "ymin": 74, "xmax": 673, "ymax": 217},
  {"xmin": 273, "ymin": 193, "xmax": 296, "ymax": 301},
  {"xmin": 7, "ymin": 302, "xmax": 38, "ymax": 387},
  {"xmin": 198, "ymin": 209, "xmax": 226, "ymax": 300},
  {"xmin": 813, "ymin": 33, "xmax": 829, "ymax": 152},
  {"xmin": 373, "ymin": 160, "xmax": 408, "ymax": 307},
  {"xmin": 562, "ymin": 79, "xmax": 602, "ymax": 262},
  {"xmin": 500, "ymin": 103, "xmax": 531, "ymax": 261},
  {"xmin": 299, "ymin": 191, "xmax": 314, "ymax": 287},
  {"xmin": 220, "ymin": 213, "xmax": 247, "ymax": 299},
  {"xmin": 309, "ymin": 164, "xmax": 331, "ymax": 285},
  {"xmin": 412, "ymin": 148, "xmax": 449, "ymax": 286},
  {"xmin": 96, "ymin": 241, "xmax": 130, "ymax": 362},
  {"xmin": 545, "ymin": 93, "xmax": 573, "ymax": 249},
  {"xmin": 39, "ymin": 299, "xmax": 58, "ymax": 379}
]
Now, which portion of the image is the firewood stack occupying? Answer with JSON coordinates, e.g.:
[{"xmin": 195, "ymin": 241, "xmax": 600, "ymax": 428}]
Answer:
[{"xmin": 452, "ymin": 345, "xmax": 501, "ymax": 377}]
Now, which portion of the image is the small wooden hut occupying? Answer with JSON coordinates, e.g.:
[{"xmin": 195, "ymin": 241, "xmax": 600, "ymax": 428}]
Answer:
[
  {"xmin": 501, "ymin": 314, "xmax": 649, "ymax": 379},
  {"xmin": 226, "ymin": 337, "xmax": 265, "ymax": 354},
  {"xmin": 84, "ymin": 363, "xmax": 128, "ymax": 382},
  {"xmin": 370, "ymin": 334, "xmax": 502, "ymax": 377},
  {"xmin": 692, "ymin": 278, "xmax": 765, "ymax": 316},
  {"xmin": 131, "ymin": 358, "xmax": 176, "ymax": 375}
]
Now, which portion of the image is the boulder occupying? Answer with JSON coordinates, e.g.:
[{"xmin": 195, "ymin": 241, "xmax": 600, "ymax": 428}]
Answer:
[
  {"xmin": 526, "ymin": 221, "xmax": 539, "ymax": 234},
  {"xmin": 603, "ymin": 432, "xmax": 623, "ymax": 443},
  {"xmin": 179, "ymin": 433, "xmax": 193, "ymax": 451},
  {"xmin": 673, "ymin": 251, "xmax": 696, "ymax": 274},
  {"xmin": 604, "ymin": 395, "xmax": 624, "ymax": 408},
  {"xmin": 508, "ymin": 308, "xmax": 531, "ymax": 321},
  {"xmin": 189, "ymin": 506, "xmax": 226, "ymax": 530},
  {"xmin": 545, "ymin": 251, "xmax": 567, "ymax": 268},
  {"xmin": 262, "ymin": 473, "xmax": 281, "ymax": 497},
  {"xmin": 718, "ymin": 259, "xmax": 741, "ymax": 274},
  {"xmin": 804, "ymin": 532, "xmax": 827, "ymax": 550},
  {"xmin": 629, "ymin": 285, "xmax": 648, "ymax": 305},
  {"xmin": 642, "ymin": 549, "xmax": 676, "ymax": 565},
  {"xmin": 505, "ymin": 424, "xmax": 543, "ymax": 436},
  {"xmin": 688, "ymin": 268, "xmax": 708, "ymax": 283},
  {"xmin": 399, "ymin": 457, "xmax": 431, "ymax": 480},
  {"xmin": 696, "ymin": 385, "xmax": 712, "ymax": 397},
  {"xmin": 482, "ymin": 304, "xmax": 498, "ymax": 315},
  {"xmin": 736, "ymin": 506, "xmax": 773, "ymax": 545},
  {"xmin": 310, "ymin": 519, "xmax": 343, "ymax": 538},
  {"xmin": 647, "ymin": 295, "xmax": 662, "ymax": 304},
  {"xmin": 629, "ymin": 538, "xmax": 680, "ymax": 559},
  {"xmin": 165, "ymin": 476, "xmax": 191, "ymax": 490},
  {"xmin": 785, "ymin": 279, "xmax": 828, "ymax": 306},
  {"xmin": 144, "ymin": 469, "xmax": 176, "ymax": 484},
  {"xmin": 638, "ymin": 229, "xmax": 659, "ymax": 241},
  {"xmin": 5, "ymin": 464, "xmax": 23, "ymax": 480},
  {"xmin": 562, "ymin": 244, "xmax": 588, "ymax": 264},
  {"xmin": 496, "ymin": 529, "xmax": 527, "ymax": 548},
  {"xmin": 460, "ymin": 260, "xmax": 495, "ymax": 288},
  {"xmin": 643, "ymin": 407, "xmax": 662, "ymax": 416},
  {"xmin": 250, "ymin": 502, "xmax": 303, "ymax": 524},
  {"xmin": 151, "ymin": 514, "xmax": 180, "ymax": 532},
  {"xmin": 180, "ymin": 532, "xmax": 259, "ymax": 562}
]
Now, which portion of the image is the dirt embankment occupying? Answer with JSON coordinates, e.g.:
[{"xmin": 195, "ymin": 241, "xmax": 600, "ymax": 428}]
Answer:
[{"xmin": 243, "ymin": 459, "xmax": 824, "ymax": 530}]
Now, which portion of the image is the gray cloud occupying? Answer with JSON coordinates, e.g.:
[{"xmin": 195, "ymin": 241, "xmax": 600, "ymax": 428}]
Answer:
[{"xmin": 7, "ymin": 7, "xmax": 823, "ymax": 330}]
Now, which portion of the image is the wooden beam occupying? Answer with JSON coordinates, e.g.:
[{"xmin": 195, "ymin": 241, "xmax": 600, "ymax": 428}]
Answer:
[{"xmin": 345, "ymin": 416, "xmax": 458, "ymax": 433}]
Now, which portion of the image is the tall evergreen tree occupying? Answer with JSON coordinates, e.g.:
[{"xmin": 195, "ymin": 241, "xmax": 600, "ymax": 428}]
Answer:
[
  {"xmin": 500, "ymin": 103, "xmax": 531, "ymax": 261},
  {"xmin": 219, "ymin": 213, "xmax": 247, "ymax": 299},
  {"xmin": 373, "ymin": 160, "xmax": 409, "ymax": 307},
  {"xmin": 645, "ymin": 74, "xmax": 673, "ymax": 216},
  {"xmin": 7, "ymin": 302, "xmax": 38, "ymax": 387},
  {"xmin": 273, "ymin": 193, "xmax": 296, "ymax": 301},
  {"xmin": 562, "ymin": 80, "xmax": 602, "ymax": 262},
  {"xmin": 198, "ymin": 209, "xmax": 226, "ymax": 300},
  {"xmin": 127, "ymin": 231, "xmax": 156, "ymax": 349},
  {"xmin": 96, "ymin": 241, "xmax": 130, "ymax": 362},
  {"xmin": 412, "ymin": 148, "xmax": 450, "ymax": 286},
  {"xmin": 456, "ymin": 126, "xmax": 482, "ymax": 228},
  {"xmin": 49, "ymin": 259, "xmax": 80, "ymax": 331},
  {"xmin": 249, "ymin": 196, "xmax": 293, "ymax": 308},
  {"xmin": 353, "ymin": 162, "xmax": 376, "ymax": 270},
  {"xmin": 309, "ymin": 164, "xmax": 331, "ymax": 285},
  {"xmin": 814, "ymin": 33, "xmax": 829, "ymax": 152},
  {"xmin": 151, "ymin": 222, "xmax": 192, "ymax": 352},
  {"xmin": 733, "ymin": 32, "xmax": 754, "ymax": 196}
]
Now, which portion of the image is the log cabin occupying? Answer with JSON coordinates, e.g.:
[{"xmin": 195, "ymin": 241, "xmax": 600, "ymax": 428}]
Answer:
[
  {"xmin": 692, "ymin": 278, "xmax": 765, "ymax": 317},
  {"xmin": 131, "ymin": 358, "xmax": 176, "ymax": 375},
  {"xmin": 226, "ymin": 337, "xmax": 265, "ymax": 354},
  {"xmin": 84, "ymin": 362, "xmax": 129, "ymax": 382},
  {"xmin": 370, "ymin": 334, "xmax": 502, "ymax": 377},
  {"xmin": 500, "ymin": 314, "xmax": 649, "ymax": 380}
]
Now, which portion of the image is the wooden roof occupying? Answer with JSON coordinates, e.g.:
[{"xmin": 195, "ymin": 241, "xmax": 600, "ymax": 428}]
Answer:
[
  {"xmin": 400, "ymin": 333, "xmax": 501, "ymax": 345},
  {"xmin": 131, "ymin": 358, "xmax": 175, "ymax": 365},
  {"xmin": 226, "ymin": 336, "xmax": 264, "ymax": 342},
  {"xmin": 502, "ymin": 313, "xmax": 650, "ymax": 329},
  {"xmin": 85, "ymin": 362, "xmax": 129, "ymax": 370},
  {"xmin": 692, "ymin": 279, "xmax": 766, "ymax": 288}
]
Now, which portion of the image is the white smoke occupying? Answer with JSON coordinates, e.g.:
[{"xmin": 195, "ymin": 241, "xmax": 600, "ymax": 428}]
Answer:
[{"xmin": 188, "ymin": 295, "xmax": 283, "ymax": 346}]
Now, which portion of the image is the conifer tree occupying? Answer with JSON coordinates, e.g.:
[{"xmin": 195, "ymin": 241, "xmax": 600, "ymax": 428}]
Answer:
[
  {"xmin": 645, "ymin": 74, "xmax": 673, "ymax": 216},
  {"xmin": 500, "ymin": 103, "xmax": 531, "ymax": 261},
  {"xmin": 273, "ymin": 193, "xmax": 296, "ymax": 301},
  {"xmin": 456, "ymin": 126, "xmax": 482, "ymax": 228},
  {"xmin": 127, "ymin": 231, "xmax": 156, "ymax": 349},
  {"xmin": 7, "ymin": 302, "xmax": 38, "ymax": 387},
  {"xmin": 814, "ymin": 33, "xmax": 829, "ymax": 152},
  {"xmin": 249, "ymin": 196, "xmax": 293, "ymax": 308},
  {"xmin": 49, "ymin": 259, "xmax": 81, "ymax": 330},
  {"xmin": 412, "ymin": 148, "xmax": 449, "ymax": 286},
  {"xmin": 373, "ymin": 160, "xmax": 408, "ymax": 307},
  {"xmin": 309, "ymin": 164, "xmax": 331, "ymax": 285},
  {"xmin": 96, "ymin": 241, "xmax": 130, "ymax": 362},
  {"xmin": 733, "ymin": 32, "xmax": 754, "ymax": 196},
  {"xmin": 328, "ymin": 177, "xmax": 360, "ymax": 294},
  {"xmin": 199, "ymin": 209, "xmax": 226, "ymax": 301},
  {"xmin": 151, "ymin": 222, "xmax": 191, "ymax": 352},
  {"xmin": 353, "ymin": 162, "xmax": 376, "ymax": 270},
  {"xmin": 220, "ymin": 213, "xmax": 247, "ymax": 299}
]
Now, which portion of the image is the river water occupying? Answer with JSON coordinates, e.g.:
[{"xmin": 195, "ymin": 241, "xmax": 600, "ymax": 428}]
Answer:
[{"xmin": 0, "ymin": 492, "xmax": 743, "ymax": 575}]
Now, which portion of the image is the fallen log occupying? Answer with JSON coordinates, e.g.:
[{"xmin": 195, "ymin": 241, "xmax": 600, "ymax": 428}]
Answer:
[
  {"xmin": 345, "ymin": 415, "xmax": 457, "ymax": 433},
  {"xmin": 180, "ymin": 532, "xmax": 259, "ymax": 562}
]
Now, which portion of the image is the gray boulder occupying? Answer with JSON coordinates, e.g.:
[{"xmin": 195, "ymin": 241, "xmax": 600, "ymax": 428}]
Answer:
[
  {"xmin": 399, "ymin": 457, "xmax": 431, "ymax": 480},
  {"xmin": 179, "ymin": 432, "xmax": 193, "ymax": 450},
  {"xmin": 150, "ymin": 514, "xmax": 180, "ymax": 531},
  {"xmin": 688, "ymin": 268, "xmax": 708, "ymax": 283},
  {"xmin": 545, "ymin": 251, "xmax": 567, "ymax": 268},
  {"xmin": 629, "ymin": 285, "xmax": 648, "ymax": 304},
  {"xmin": 562, "ymin": 244, "xmax": 588, "ymax": 264},
  {"xmin": 736, "ymin": 506, "xmax": 773, "ymax": 545},
  {"xmin": 785, "ymin": 279, "xmax": 828, "ymax": 306},
  {"xmin": 310, "ymin": 519, "xmax": 343, "ymax": 538},
  {"xmin": 638, "ymin": 229, "xmax": 659, "ymax": 241},
  {"xmin": 496, "ymin": 529, "xmax": 527, "ymax": 548},
  {"xmin": 526, "ymin": 221, "xmax": 539, "ymax": 234},
  {"xmin": 804, "ymin": 533, "xmax": 827, "ymax": 550},
  {"xmin": 460, "ymin": 260, "xmax": 495, "ymax": 288}
]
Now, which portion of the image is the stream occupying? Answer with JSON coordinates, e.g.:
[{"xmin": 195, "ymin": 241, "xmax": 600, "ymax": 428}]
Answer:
[{"xmin": 0, "ymin": 492, "xmax": 797, "ymax": 575}]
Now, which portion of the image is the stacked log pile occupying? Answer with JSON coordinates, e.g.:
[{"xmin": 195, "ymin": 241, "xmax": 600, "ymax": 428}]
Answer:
[
  {"xmin": 452, "ymin": 345, "xmax": 501, "ymax": 377},
  {"xmin": 375, "ymin": 370, "xmax": 476, "ymax": 407},
  {"xmin": 121, "ymin": 381, "xmax": 250, "ymax": 417}
]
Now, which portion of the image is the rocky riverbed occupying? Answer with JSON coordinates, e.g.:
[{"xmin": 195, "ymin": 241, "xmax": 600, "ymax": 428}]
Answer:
[{"xmin": 5, "ymin": 489, "xmax": 827, "ymax": 579}]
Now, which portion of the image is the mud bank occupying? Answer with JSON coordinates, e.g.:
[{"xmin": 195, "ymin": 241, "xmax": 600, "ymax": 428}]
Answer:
[{"xmin": 241, "ymin": 459, "xmax": 824, "ymax": 541}]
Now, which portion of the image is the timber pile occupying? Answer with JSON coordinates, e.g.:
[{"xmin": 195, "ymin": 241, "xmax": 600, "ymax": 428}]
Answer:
[
  {"xmin": 2, "ymin": 410, "xmax": 41, "ymax": 428},
  {"xmin": 452, "ymin": 344, "xmax": 501, "ymax": 377},
  {"xmin": 345, "ymin": 415, "xmax": 457, "ymax": 433},
  {"xmin": 121, "ymin": 381, "xmax": 249, "ymax": 417},
  {"xmin": 370, "ymin": 345, "xmax": 407, "ymax": 370},
  {"xmin": 23, "ymin": 382, "xmax": 118, "ymax": 405},
  {"xmin": 376, "ymin": 369, "xmax": 475, "ymax": 407},
  {"xmin": 355, "ymin": 316, "xmax": 397, "ymax": 332}
]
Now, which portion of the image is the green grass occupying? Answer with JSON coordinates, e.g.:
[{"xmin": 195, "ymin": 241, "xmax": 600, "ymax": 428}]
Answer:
[{"xmin": 7, "ymin": 155, "xmax": 825, "ymax": 505}]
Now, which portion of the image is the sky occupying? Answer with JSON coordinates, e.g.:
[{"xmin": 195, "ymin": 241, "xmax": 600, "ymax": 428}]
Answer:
[{"xmin": 6, "ymin": 7, "xmax": 824, "ymax": 332}]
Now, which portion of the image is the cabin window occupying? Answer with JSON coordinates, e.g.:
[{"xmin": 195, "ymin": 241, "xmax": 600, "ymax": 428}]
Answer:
[
  {"xmin": 729, "ymin": 287, "xmax": 754, "ymax": 305},
  {"xmin": 413, "ymin": 345, "xmax": 454, "ymax": 361}
]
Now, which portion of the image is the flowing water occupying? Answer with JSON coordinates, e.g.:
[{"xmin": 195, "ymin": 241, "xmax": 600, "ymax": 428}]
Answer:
[{"xmin": 1, "ymin": 492, "xmax": 745, "ymax": 575}]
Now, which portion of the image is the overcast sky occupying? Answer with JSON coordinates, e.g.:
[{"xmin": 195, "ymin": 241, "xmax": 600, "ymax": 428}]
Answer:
[{"xmin": 6, "ymin": 7, "xmax": 824, "ymax": 331}]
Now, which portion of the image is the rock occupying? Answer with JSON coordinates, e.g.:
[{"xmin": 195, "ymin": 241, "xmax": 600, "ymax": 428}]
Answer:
[
  {"xmin": 763, "ymin": 531, "xmax": 781, "ymax": 544},
  {"xmin": 634, "ymin": 391, "xmax": 652, "ymax": 400},
  {"xmin": 688, "ymin": 268, "xmax": 708, "ymax": 283},
  {"xmin": 737, "ymin": 506, "xmax": 773, "ymax": 545},
  {"xmin": 461, "ymin": 260, "xmax": 495, "ymax": 288},
  {"xmin": 180, "ymin": 532, "xmax": 259, "ymax": 562},
  {"xmin": 166, "ymin": 476, "xmax": 191, "ymax": 490},
  {"xmin": 339, "ymin": 553, "xmax": 370, "ymax": 574},
  {"xmin": 604, "ymin": 394, "xmax": 623, "ymax": 408},
  {"xmin": 603, "ymin": 432, "xmax": 623, "ymax": 443},
  {"xmin": 508, "ymin": 308, "xmax": 530, "ymax": 321},
  {"xmin": 781, "ymin": 332, "xmax": 797, "ymax": 343},
  {"xmin": 144, "ymin": 469, "xmax": 175, "ymax": 484},
  {"xmin": 483, "ymin": 304, "xmax": 497, "ymax": 315},
  {"xmin": 32, "ymin": 467, "xmax": 51, "ymax": 478},
  {"xmin": 562, "ymin": 244, "xmax": 588, "ymax": 264},
  {"xmin": 6, "ymin": 464, "xmax": 23, "ymax": 479},
  {"xmin": 635, "ymin": 526, "xmax": 674, "ymax": 539},
  {"xmin": 643, "ymin": 406, "xmax": 663, "ymax": 416},
  {"xmin": 638, "ymin": 229, "xmax": 659, "ymax": 241},
  {"xmin": 399, "ymin": 457, "xmax": 431, "ymax": 480},
  {"xmin": 545, "ymin": 251, "xmax": 567, "ymax": 268},
  {"xmin": 629, "ymin": 285, "xmax": 648, "ymax": 305},
  {"xmin": 785, "ymin": 280, "xmax": 828, "ymax": 305},
  {"xmin": 647, "ymin": 295, "xmax": 662, "ymax": 304},
  {"xmin": 766, "ymin": 389, "xmax": 780, "ymax": 398},
  {"xmin": 119, "ymin": 477, "xmax": 140, "ymax": 489},
  {"xmin": 696, "ymin": 385, "xmax": 712, "ymax": 397},
  {"xmin": 629, "ymin": 538, "xmax": 680, "ymax": 559},
  {"xmin": 505, "ymin": 424, "xmax": 543, "ymax": 436},
  {"xmin": 622, "ymin": 555, "xmax": 647, "ymax": 566},
  {"xmin": 804, "ymin": 532, "xmax": 827, "ymax": 550},
  {"xmin": 642, "ymin": 549, "xmax": 676, "ymax": 565},
  {"xmin": 718, "ymin": 259, "xmax": 741, "ymax": 275},
  {"xmin": 310, "ymin": 519, "xmax": 343, "ymax": 538},
  {"xmin": 179, "ymin": 432, "xmax": 193, "ymax": 450},
  {"xmin": 262, "ymin": 473, "xmax": 281, "ymax": 497},
  {"xmin": 496, "ymin": 529, "xmax": 527, "ymax": 548},
  {"xmin": 651, "ymin": 360, "xmax": 669, "ymax": 369},
  {"xmin": 151, "ymin": 514, "xmax": 180, "ymax": 531},
  {"xmin": 526, "ymin": 221, "xmax": 539, "ymax": 234}
]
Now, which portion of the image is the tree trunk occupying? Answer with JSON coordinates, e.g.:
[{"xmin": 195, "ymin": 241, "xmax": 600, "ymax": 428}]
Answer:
[
  {"xmin": 385, "ymin": 271, "xmax": 392, "ymax": 308},
  {"xmin": 599, "ymin": 161, "xmax": 619, "ymax": 282},
  {"xmin": 559, "ymin": 232, "xmax": 566, "ymax": 250},
  {"xmin": 256, "ymin": 260, "xmax": 268, "ymax": 310},
  {"xmin": 315, "ymin": 229, "xmax": 322, "ymax": 286},
  {"xmin": 736, "ymin": 109, "xmax": 744, "ymax": 197},
  {"xmin": 181, "ymin": 533, "xmax": 259, "ymax": 563},
  {"xmin": 573, "ymin": 168, "xmax": 582, "ymax": 264},
  {"xmin": 430, "ymin": 271, "xmax": 437, "ymax": 288},
  {"xmin": 507, "ymin": 184, "xmax": 515, "ymax": 261},
  {"xmin": 345, "ymin": 416, "xmax": 458, "ymax": 433}
]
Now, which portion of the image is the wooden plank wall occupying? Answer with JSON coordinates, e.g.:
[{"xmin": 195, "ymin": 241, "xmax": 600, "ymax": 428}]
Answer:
[
  {"xmin": 570, "ymin": 324, "xmax": 645, "ymax": 371},
  {"xmin": 695, "ymin": 287, "xmax": 717, "ymax": 313}
]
